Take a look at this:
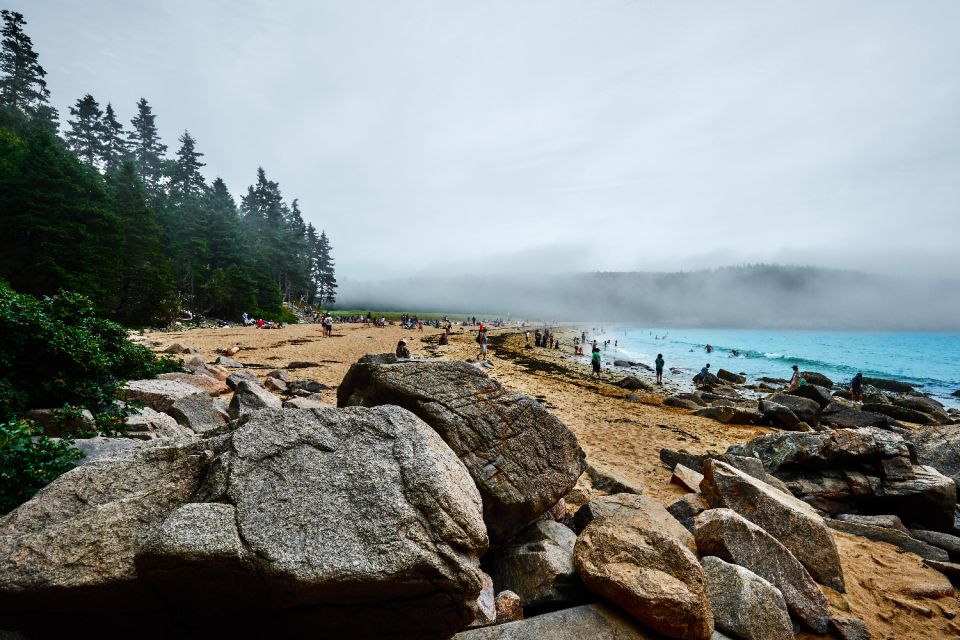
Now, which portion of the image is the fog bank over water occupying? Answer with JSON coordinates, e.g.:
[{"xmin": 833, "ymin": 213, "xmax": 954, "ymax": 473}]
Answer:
[{"xmin": 338, "ymin": 265, "xmax": 960, "ymax": 330}]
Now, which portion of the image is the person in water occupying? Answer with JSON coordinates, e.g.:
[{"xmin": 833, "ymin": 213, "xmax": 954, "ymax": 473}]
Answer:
[
  {"xmin": 850, "ymin": 372, "xmax": 864, "ymax": 403},
  {"xmin": 655, "ymin": 353, "xmax": 665, "ymax": 385},
  {"xmin": 787, "ymin": 365, "xmax": 801, "ymax": 391},
  {"xmin": 591, "ymin": 347, "xmax": 602, "ymax": 378}
]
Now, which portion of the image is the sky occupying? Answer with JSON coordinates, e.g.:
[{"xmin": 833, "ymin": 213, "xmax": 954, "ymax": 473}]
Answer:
[{"xmin": 22, "ymin": 1, "xmax": 960, "ymax": 283}]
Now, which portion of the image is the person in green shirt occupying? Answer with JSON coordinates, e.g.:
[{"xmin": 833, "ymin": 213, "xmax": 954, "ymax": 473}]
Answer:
[
  {"xmin": 591, "ymin": 347, "xmax": 602, "ymax": 378},
  {"xmin": 655, "ymin": 353, "xmax": 665, "ymax": 385}
]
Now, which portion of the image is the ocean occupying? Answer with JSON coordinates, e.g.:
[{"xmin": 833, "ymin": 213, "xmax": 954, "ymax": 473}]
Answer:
[{"xmin": 590, "ymin": 327, "xmax": 960, "ymax": 409}]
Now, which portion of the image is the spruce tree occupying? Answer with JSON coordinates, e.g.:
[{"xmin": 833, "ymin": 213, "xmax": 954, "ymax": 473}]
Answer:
[
  {"xmin": 169, "ymin": 130, "xmax": 206, "ymax": 198},
  {"xmin": 100, "ymin": 103, "xmax": 128, "ymax": 173},
  {"xmin": 127, "ymin": 97, "xmax": 166, "ymax": 193},
  {"xmin": 0, "ymin": 11, "xmax": 57, "ymax": 128},
  {"xmin": 305, "ymin": 223, "xmax": 320, "ymax": 306},
  {"xmin": 315, "ymin": 230, "xmax": 337, "ymax": 304},
  {"xmin": 65, "ymin": 94, "xmax": 105, "ymax": 168}
]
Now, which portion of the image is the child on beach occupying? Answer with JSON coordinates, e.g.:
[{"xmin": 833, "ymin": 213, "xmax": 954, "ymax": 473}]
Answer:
[
  {"xmin": 655, "ymin": 353, "xmax": 664, "ymax": 385},
  {"xmin": 591, "ymin": 347, "xmax": 602, "ymax": 378}
]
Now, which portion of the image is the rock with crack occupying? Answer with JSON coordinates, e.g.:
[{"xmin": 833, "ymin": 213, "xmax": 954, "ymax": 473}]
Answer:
[
  {"xmin": 337, "ymin": 357, "xmax": 585, "ymax": 544},
  {"xmin": 574, "ymin": 516, "xmax": 714, "ymax": 640},
  {"xmin": 0, "ymin": 406, "xmax": 490, "ymax": 639},
  {"xmin": 701, "ymin": 555, "xmax": 793, "ymax": 640},
  {"xmin": 659, "ymin": 449, "xmax": 791, "ymax": 494},
  {"xmin": 573, "ymin": 493, "xmax": 696, "ymax": 554},
  {"xmin": 484, "ymin": 520, "xmax": 584, "ymax": 610},
  {"xmin": 700, "ymin": 459, "xmax": 845, "ymax": 592},
  {"xmin": 694, "ymin": 508, "xmax": 830, "ymax": 633}
]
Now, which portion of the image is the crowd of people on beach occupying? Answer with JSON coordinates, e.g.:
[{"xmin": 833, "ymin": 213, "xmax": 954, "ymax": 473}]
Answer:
[{"xmin": 241, "ymin": 312, "xmax": 284, "ymax": 329}]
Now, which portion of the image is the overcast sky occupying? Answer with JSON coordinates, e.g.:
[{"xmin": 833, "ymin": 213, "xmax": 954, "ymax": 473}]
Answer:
[{"xmin": 23, "ymin": 1, "xmax": 960, "ymax": 281}]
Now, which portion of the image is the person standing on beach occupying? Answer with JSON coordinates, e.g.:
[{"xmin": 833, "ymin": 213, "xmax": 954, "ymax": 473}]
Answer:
[
  {"xmin": 787, "ymin": 365, "xmax": 801, "ymax": 391},
  {"xmin": 591, "ymin": 347, "xmax": 602, "ymax": 378},
  {"xmin": 477, "ymin": 325, "xmax": 488, "ymax": 360},
  {"xmin": 655, "ymin": 353, "xmax": 665, "ymax": 385},
  {"xmin": 850, "ymin": 372, "xmax": 864, "ymax": 403},
  {"xmin": 525, "ymin": 331, "xmax": 530, "ymax": 345}
]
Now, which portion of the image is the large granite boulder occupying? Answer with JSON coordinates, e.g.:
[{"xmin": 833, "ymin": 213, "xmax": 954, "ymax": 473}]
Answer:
[
  {"xmin": 788, "ymin": 384, "xmax": 834, "ymax": 409},
  {"xmin": 820, "ymin": 403, "xmax": 905, "ymax": 432},
  {"xmin": 861, "ymin": 377, "xmax": 915, "ymax": 393},
  {"xmin": 729, "ymin": 427, "xmax": 911, "ymax": 472},
  {"xmin": 660, "ymin": 449, "xmax": 790, "ymax": 494},
  {"xmin": 716, "ymin": 369, "xmax": 745, "ymax": 384},
  {"xmin": 483, "ymin": 520, "xmax": 583, "ymax": 610},
  {"xmin": 862, "ymin": 402, "xmax": 937, "ymax": 425},
  {"xmin": 117, "ymin": 379, "xmax": 207, "ymax": 412},
  {"xmin": 826, "ymin": 519, "xmax": 948, "ymax": 562},
  {"xmin": 803, "ymin": 372, "xmax": 834, "ymax": 388},
  {"xmin": 573, "ymin": 493, "xmax": 696, "ymax": 554},
  {"xmin": 700, "ymin": 460, "xmax": 845, "ymax": 592},
  {"xmin": 0, "ymin": 406, "xmax": 490, "ymax": 639},
  {"xmin": 453, "ymin": 603, "xmax": 664, "ymax": 639},
  {"xmin": 156, "ymin": 372, "xmax": 229, "ymax": 397},
  {"xmin": 692, "ymin": 406, "xmax": 760, "ymax": 425},
  {"xmin": 758, "ymin": 399, "xmax": 801, "ymax": 430},
  {"xmin": 165, "ymin": 393, "xmax": 230, "ymax": 435},
  {"xmin": 227, "ymin": 379, "xmax": 282, "ymax": 419},
  {"xmin": 893, "ymin": 396, "xmax": 952, "ymax": 425},
  {"xmin": 124, "ymin": 407, "xmax": 193, "ymax": 440},
  {"xmin": 702, "ymin": 555, "xmax": 793, "ymax": 640},
  {"xmin": 574, "ymin": 516, "xmax": 714, "ymax": 640},
  {"xmin": 694, "ymin": 509, "xmax": 830, "ymax": 633},
  {"xmin": 909, "ymin": 424, "xmax": 960, "ymax": 489},
  {"xmin": 337, "ymin": 357, "xmax": 585, "ymax": 544},
  {"xmin": 767, "ymin": 393, "xmax": 821, "ymax": 428}
]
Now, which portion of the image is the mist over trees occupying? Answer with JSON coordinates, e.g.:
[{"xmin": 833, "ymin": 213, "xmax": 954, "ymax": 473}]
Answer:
[{"xmin": 0, "ymin": 10, "xmax": 335, "ymax": 325}]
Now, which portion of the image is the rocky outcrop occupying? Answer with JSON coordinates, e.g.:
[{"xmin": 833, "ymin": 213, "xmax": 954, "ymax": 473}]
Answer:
[
  {"xmin": 862, "ymin": 402, "xmax": 937, "ymax": 425},
  {"xmin": 124, "ymin": 406, "xmax": 192, "ymax": 440},
  {"xmin": 758, "ymin": 399, "xmax": 801, "ymax": 430},
  {"xmin": 766, "ymin": 393, "xmax": 821, "ymax": 428},
  {"xmin": 861, "ymin": 377, "xmax": 915, "ymax": 393},
  {"xmin": 483, "ymin": 520, "xmax": 583, "ymax": 610},
  {"xmin": 0, "ymin": 406, "xmax": 489, "ymax": 639},
  {"xmin": 700, "ymin": 460, "xmax": 845, "ymax": 592},
  {"xmin": 730, "ymin": 429, "xmax": 957, "ymax": 531},
  {"xmin": 337, "ymin": 357, "xmax": 585, "ymax": 544},
  {"xmin": 574, "ymin": 493, "xmax": 696, "ymax": 554},
  {"xmin": 820, "ymin": 403, "xmax": 905, "ymax": 432},
  {"xmin": 164, "ymin": 393, "xmax": 229, "ymax": 435},
  {"xmin": 574, "ymin": 516, "xmax": 714, "ymax": 640},
  {"xmin": 659, "ymin": 449, "xmax": 790, "ymax": 494},
  {"xmin": 694, "ymin": 509, "xmax": 830, "ymax": 633},
  {"xmin": 702, "ymin": 555, "xmax": 793, "ymax": 640},
  {"xmin": 803, "ymin": 372, "xmax": 834, "ymax": 388},
  {"xmin": 893, "ymin": 396, "xmax": 952, "ymax": 425},
  {"xmin": 453, "ymin": 603, "xmax": 663, "ymax": 639},
  {"xmin": 788, "ymin": 384, "xmax": 833, "ymax": 409},
  {"xmin": 909, "ymin": 424, "xmax": 960, "ymax": 490}
]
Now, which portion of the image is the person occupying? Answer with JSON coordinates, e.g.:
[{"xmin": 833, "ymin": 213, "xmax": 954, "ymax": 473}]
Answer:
[
  {"xmin": 591, "ymin": 347, "xmax": 602, "ymax": 378},
  {"xmin": 438, "ymin": 333, "xmax": 448, "ymax": 346},
  {"xmin": 396, "ymin": 339, "xmax": 411, "ymax": 359},
  {"xmin": 799, "ymin": 372, "xmax": 810, "ymax": 386},
  {"xmin": 477, "ymin": 325, "xmax": 488, "ymax": 360},
  {"xmin": 534, "ymin": 330, "xmax": 542, "ymax": 347},
  {"xmin": 695, "ymin": 363, "xmax": 711, "ymax": 387},
  {"xmin": 554, "ymin": 339, "xmax": 559, "ymax": 350},
  {"xmin": 525, "ymin": 331, "xmax": 530, "ymax": 345},
  {"xmin": 706, "ymin": 344, "xmax": 713, "ymax": 354},
  {"xmin": 850, "ymin": 373, "xmax": 864, "ymax": 403},
  {"xmin": 242, "ymin": 312, "xmax": 253, "ymax": 326},
  {"xmin": 418, "ymin": 319, "xmax": 424, "ymax": 333},
  {"xmin": 787, "ymin": 365, "xmax": 801, "ymax": 391},
  {"xmin": 655, "ymin": 353, "xmax": 665, "ymax": 385}
]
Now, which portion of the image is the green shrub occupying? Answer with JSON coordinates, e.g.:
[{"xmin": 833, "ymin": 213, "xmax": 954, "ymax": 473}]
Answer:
[
  {"xmin": 0, "ymin": 281, "xmax": 182, "ymax": 423},
  {"xmin": 0, "ymin": 418, "xmax": 81, "ymax": 514}
]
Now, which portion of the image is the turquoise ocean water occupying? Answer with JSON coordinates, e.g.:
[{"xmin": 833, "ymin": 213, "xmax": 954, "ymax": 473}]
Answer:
[{"xmin": 591, "ymin": 327, "xmax": 960, "ymax": 409}]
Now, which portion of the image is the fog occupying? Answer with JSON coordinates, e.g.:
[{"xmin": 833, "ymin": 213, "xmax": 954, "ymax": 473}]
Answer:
[
  {"xmin": 24, "ymin": 1, "xmax": 960, "ymax": 292},
  {"xmin": 338, "ymin": 266, "xmax": 960, "ymax": 330}
]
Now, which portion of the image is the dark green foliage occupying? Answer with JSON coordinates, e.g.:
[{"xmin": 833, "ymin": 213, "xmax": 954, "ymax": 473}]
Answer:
[
  {"xmin": 0, "ymin": 10, "xmax": 56, "ymax": 127},
  {"xmin": 0, "ymin": 281, "xmax": 182, "ymax": 423},
  {"xmin": 0, "ymin": 12, "xmax": 336, "ymax": 326},
  {"xmin": 0, "ymin": 418, "xmax": 81, "ymax": 514},
  {"xmin": 65, "ymin": 93, "xmax": 105, "ymax": 167}
]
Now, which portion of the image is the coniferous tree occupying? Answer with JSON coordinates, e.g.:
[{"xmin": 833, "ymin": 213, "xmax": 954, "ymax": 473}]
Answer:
[
  {"xmin": 100, "ymin": 102, "xmax": 128, "ymax": 173},
  {"xmin": 127, "ymin": 97, "xmax": 166, "ymax": 194},
  {"xmin": 169, "ymin": 130, "xmax": 206, "ymax": 198},
  {"xmin": 314, "ymin": 230, "xmax": 337, "ymax": 304},
  {"xmin": 305, "ymin": 222, "xmax": 320, "ymax": 306},
  {"xmin": 0, "ymin": 11, "xmax": 57, "ymax": 129},
  {"xmin": 65, "ymin": 94, "xmax": 105, "ymax": 168}
]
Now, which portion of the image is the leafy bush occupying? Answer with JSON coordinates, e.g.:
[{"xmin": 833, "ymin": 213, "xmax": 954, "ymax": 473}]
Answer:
[
  {"xmin": 0, "ymin": 281, "xmax": 182, "ymax": 423},
  {"xmin": 0, "ymin": 418, "xmax": 81, "ymax": 514}
]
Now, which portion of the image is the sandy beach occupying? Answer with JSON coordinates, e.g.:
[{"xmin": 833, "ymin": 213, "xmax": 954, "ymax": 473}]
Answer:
[{"xmin": 148, "ymin": 320, "xmax": 960, "ymax": 639}]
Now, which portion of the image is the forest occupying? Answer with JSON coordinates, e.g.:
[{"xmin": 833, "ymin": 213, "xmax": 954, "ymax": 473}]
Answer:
[{"xmin": 0, "ymin": 10, "xmax": 336, "ymax": 326}]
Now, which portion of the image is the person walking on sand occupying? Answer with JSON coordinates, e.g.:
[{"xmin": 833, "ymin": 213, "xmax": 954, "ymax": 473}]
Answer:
[
  {"xmin": 850, "ymin": 372, "xmax": 864, "ymax": 403},
  {"xmin": 655, "ymin": 353, "xmax": 665, "ymax": 385},
  {"xmin": 787, "ymin": 365, "xmax": 801, "ymax": 391},
  {"xmin": 591, "ymin": 346, "xmax": 602, "ymax": 378}
]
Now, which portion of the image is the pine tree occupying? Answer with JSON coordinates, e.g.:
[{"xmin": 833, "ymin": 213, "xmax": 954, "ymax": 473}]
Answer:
[
  {"xmin": 305, "ymin": 223, "xmax": 320, "ymax": 306},
  {"xmin": 0, "ymin": 11, "xmax": 57, "ymax": 128},
  {"xmin": 314, "ymin": 230, "xmax": 337, "ymax": 304},
  {"xmin": 169, "ymin": 130, "xmax": 206, "ymax": 198},
  {"xmin": 100, "ymin": 103, "xmax": 128, "ymax": 173},
  {"xmin": 127, "ymin": 97, "xmax": 166, "ymax": 193},
  {"xmin": 65, "ymin": 94, "xmax": 105, "ymax": 168}
]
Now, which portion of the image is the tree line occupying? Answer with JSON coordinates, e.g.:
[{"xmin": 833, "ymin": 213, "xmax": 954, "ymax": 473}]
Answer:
[{"xmin": 0, "ymin": 10, "xmax": 336, "ymax": 325}]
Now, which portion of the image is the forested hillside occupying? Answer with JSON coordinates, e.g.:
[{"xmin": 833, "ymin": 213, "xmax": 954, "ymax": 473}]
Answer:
[{"xmin": 0, "ymin": 10, "xmax": 336, "ymax": 325}]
